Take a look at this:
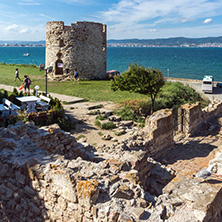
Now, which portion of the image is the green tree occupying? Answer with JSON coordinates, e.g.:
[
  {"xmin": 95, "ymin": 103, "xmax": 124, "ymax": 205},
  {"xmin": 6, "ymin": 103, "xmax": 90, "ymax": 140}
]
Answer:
[{"xmin": 111, "ymin": 63, "xmax": 165, "ymax": 114}]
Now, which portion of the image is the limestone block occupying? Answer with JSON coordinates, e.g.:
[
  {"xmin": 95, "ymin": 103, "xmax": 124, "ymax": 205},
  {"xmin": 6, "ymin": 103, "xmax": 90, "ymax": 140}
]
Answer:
[
  {"xmin": 6, "ymin": 181, "xmax": 18, "ymax": 191},
  {"xmin": 67, "ymin": 202, "xmax": 78, "ymax": 211},
  {"xmin": 0, "ymin": 184, "xmax": 13, "ymax": 200},
  {"xmin": 24, "ymin": 185, "xmax": 36, "ymax": 196},
  {"xmin": 28, "ymin": 201, "xmax": 40, "ymax": 215},
  {"xmin": 15, "ymin": 171, "xmax": 26, "ymax": 185},
  {"xmin": 111, "ymin": 184, "xmax": 134, "ymax": 199},
  {"xmin": 124, "ymin": 170, "xmax": 140, "ymax": 184},
  {"xmin": 77, "ymin": 180, "xmax": 99, "ymax": 209},
  {"xmin": 131, "ymin": 207, "xmax": 145, "ymax": 219},
  {"xmin": 108, "ymin": 210, "xmax": 120, "ymax": 222},
  {"xmin": 57, "ymin": 196, "xmax": 67, "ymax": 210},
  {"xmin": 117, "ymin": 214, "xmax": 134, "ymax": 222}
]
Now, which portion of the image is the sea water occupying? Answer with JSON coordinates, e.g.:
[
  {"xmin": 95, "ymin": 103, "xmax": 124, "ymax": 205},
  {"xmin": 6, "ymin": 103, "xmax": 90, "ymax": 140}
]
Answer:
[{"xmin": 0, "ymin": 47, "xmax": 222, "ymax": 81}]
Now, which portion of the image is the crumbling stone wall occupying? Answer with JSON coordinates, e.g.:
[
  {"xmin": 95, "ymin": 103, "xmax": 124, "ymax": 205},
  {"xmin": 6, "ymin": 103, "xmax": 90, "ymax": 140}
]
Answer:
[
  {"xmin": 143, "ymin": 100, "xmax": 222, "ymax": 156},
  {"xmin": 1, "ymin": 108, "xmax": 222, "ymax": 221},
  {"xmin": 178, "ymin": 102, "xmax": 202, "ymax": 135},
  {"xmin": 178, "ymin": 100, "xmax": 222, "ymax": 135},
  {"xmin": 0, "ymin": 122, "xmax": 164, "ymax": 221},
  {"xmin": 145, "ymin": 109, "xmax": 174, "ymax": 157},
  {"xmin": 45, "ymin": 21, "xmax": 107, "ymax": 79}
]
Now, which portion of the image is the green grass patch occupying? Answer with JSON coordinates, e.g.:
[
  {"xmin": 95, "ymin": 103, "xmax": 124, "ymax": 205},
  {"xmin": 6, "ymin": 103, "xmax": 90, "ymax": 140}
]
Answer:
[
  {"xmin": 95, "ymin": 120, "xmax": 116, "ymax": 130},
  {"xmin": 0, "ymin": 64, "xmax": 209, "ymax": 109},
  {"xmin": 88, "ymin": 110, "xmax": 101, "ymax": 115},
  {"xmin": 115, "ymin": 105, "xmax": 145, "ymax": 126},
  {"xmin": 96, "ymin": 114, "xmax": 108, "ymax": 120},
  {"xmin": 0, "ymin": 64, "xmax": 146, "ymax": 103},
  {"xmin": 98, "ymin": 131, "xmax": 103, "ymax": 136},
  {"xmin": 76, "ymin": 134, "xmax": 86, "ymax": 140}
]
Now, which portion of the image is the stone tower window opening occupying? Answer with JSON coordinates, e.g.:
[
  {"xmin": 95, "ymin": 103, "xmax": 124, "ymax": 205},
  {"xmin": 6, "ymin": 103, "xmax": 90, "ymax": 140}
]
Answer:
[
  {"xmin": 59, "ymin": 39, "xmax": 65, "ymax": 47},
  {"xmin": 55, "ymin": 52, "xmax": 64, "ymax": 75}
]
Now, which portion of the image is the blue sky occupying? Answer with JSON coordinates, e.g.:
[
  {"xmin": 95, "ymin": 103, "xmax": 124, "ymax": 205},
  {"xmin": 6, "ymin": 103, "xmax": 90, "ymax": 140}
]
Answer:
[{"xmin": 0, "ymin": 0, "xmax": 222, "ymax": 41}]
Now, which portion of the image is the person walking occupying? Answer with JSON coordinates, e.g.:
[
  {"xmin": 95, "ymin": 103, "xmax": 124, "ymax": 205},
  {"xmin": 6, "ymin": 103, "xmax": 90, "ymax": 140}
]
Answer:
[
  {"xmin": 14, "ymin": 68, "xmax": 22, "ymax": 81},
  {"xmin": 73, "ymin": 68, "xmax": 79, "ymax": 84},
  {"xmin": 23, "ymin": 75, "xmax": 31, "ymax": 95}
]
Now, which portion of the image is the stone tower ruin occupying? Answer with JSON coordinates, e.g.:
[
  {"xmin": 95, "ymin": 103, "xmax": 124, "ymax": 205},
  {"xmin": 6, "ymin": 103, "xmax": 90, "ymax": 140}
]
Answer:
[{"xmin": 45, "ymin": 21, "xmax": 107, "ymax": 79}]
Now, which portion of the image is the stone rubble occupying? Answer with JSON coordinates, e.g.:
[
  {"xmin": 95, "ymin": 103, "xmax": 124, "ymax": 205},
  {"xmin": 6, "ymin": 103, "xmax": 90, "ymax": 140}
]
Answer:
[
  {"xmin": 0, "ymin": 121, "xmax": 172, "ymax": 221},
  {"xmin": 1, "ymin": 99, "xmax": 222, "ymax": 221}
]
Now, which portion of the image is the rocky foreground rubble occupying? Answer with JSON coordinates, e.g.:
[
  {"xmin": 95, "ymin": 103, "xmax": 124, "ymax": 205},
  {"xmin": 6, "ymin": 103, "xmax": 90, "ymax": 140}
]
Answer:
[
  {"xmin": 1, "ymin": 100, "xmax": 222, "ymax": 221},
  {"xmin": 0, "ymin": 121, "xmax": 172, "ymax": 221}
]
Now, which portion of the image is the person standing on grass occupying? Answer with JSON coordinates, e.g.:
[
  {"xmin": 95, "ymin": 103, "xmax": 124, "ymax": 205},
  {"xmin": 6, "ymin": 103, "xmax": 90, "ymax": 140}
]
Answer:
[
  {"xmin": 14, "ymin": 68, "xmax": 22, "ymax": 81},
  {"xmin": 23, "ymin": 75, "xmax": 31, "ymax": 95},
  {"xmin": 73, "ymin": 68, "xmax": 79, "ymax": 84}
]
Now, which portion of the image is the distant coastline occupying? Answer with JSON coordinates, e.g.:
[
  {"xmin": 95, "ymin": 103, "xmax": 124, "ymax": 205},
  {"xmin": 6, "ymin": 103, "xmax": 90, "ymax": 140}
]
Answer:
[
  {"xmin": 1, "ymin": 36, "xmax": 222, "ymax": 48},
  {"xmin": 0, "ymin": 45, "xmax": 45, "ymax": 47},
  {"xmin": 1, "ymin": 44, "xmax": 222, "ymax": 48},
  {"xmin": 107, "ymin": 44, "xmax": 222, "ymax": 48},
  {"xmin": 107, "ymin": 36, "xmax": 222, "ymax": 48}
]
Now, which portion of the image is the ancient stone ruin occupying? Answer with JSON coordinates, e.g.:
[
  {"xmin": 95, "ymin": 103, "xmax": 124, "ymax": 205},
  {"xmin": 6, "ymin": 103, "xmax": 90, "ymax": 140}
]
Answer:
[
  {"xmin": 1, "ymin": 100, "xmax": 222, "ymax": 221},
  {"xmin": 45, "ymin": 21, "xmax": 107, "ymax": 80}
]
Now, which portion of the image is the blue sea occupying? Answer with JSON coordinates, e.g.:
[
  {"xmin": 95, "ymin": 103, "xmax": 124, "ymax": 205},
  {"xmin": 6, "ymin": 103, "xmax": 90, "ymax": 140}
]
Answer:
[{"xmin": 0, "ymin": 46, "xmax": 222, "ymax": 81}]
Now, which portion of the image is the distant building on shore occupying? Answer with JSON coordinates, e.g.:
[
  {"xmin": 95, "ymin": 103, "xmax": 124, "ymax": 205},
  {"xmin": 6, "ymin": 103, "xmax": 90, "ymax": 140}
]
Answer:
[{"xmin": 45, "ymin": 21, "xmax": 107, "ymax": 79}]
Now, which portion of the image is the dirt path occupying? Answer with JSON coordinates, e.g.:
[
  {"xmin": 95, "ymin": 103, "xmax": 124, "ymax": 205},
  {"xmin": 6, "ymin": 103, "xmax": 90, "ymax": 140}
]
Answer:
[{"xmin": 63, "ymin": 101, "xmax": 136, "ymax": 148}]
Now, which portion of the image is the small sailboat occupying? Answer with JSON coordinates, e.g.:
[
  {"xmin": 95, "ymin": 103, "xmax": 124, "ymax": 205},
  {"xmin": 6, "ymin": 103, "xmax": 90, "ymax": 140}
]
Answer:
[{"xmin": 23, "ymin": 53, "xmax": 30, "ymax": 56}]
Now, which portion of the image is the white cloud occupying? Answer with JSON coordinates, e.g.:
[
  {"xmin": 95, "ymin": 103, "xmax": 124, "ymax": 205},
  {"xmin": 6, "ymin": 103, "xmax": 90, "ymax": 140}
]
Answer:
[
  {"xmin": 102, "ymin": 0, "xmax": 221, "ymax": 23},
  {"xmin": 180, "ymin": 18, "xmax": 192, "ymax": 23},
  {"xmin": 149, "ymin": 29, "xmax": 157, "ymax": 32},
  {"xmin": 100, "ymin": 0, "xmax": 222, "ymax": 39},
  {"xmin": 4, "ymin": 24, "xmax": 31, "ymax": 34},
  {"xmin": 203, "ymin": 18, "xmax": 213, "ymax": 24},
  {"xmin": 107, "ymin": 23, "xmax": 222, "ymax": 40},
  {"xmin": 4, "ymin": 24, "xmax": 20, "ymax": 32},
  {"xmin": 39, "ymin": 14, "xmax": 55, "ymax": 20},
  {"xmin": 20, "ymin": 28, "xmax": 31, "ymax": 33}
]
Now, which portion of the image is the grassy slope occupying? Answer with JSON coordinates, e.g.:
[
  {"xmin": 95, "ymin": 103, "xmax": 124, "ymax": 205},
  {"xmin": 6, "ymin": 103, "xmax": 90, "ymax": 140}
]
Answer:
[
  {"xmin": 0, "ymin": 64, "xmax": 209, "ymax": 107},
  {"xmin": 0, "ymin": 64, "xmax": 146, "ymax": 103}
]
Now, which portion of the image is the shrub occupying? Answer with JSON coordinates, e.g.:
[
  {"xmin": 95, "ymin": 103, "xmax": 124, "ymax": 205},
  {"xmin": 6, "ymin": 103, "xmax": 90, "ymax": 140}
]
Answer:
[
  {"xmin": 98, "ymin": 131, "xmax": 103, "ymax": 136},
  {"xmin": 96, "ymin": 114, "xmax": 108, "ymax": 120},
  {"xmin": 101, "ymin": 121, "xmax": 116, "ymax": 130},
  {"xmin": 160, "ymin": 82, "xmax": 201, "ymax": 107},
  {"xmin": 76, "ymin": 134, "xmax": 86, "ymax": 140},
  {"xmin": 95, "ymin": 119, "xmax": 102, "ymax": 128},
  {"xmin": 115, "ymin": 105, "xmax": 145, "ymax": 126},
  {"xmin": 119, "ymin": 82, "xmax": 210, "ymax": 118},
  {"xmin": 94, "ymin": 119, "xmax": 116, "ymax": 130},
  {"xmin": 88, "ymin": 110, "xmax": 101, "ymax": 115}
]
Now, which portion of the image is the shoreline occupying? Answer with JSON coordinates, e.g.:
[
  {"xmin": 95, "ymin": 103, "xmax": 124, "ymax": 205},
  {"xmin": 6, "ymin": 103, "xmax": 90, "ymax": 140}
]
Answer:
[{"xmin": 166, "ymin": 77, "xmax": 220, "ymax": 84}]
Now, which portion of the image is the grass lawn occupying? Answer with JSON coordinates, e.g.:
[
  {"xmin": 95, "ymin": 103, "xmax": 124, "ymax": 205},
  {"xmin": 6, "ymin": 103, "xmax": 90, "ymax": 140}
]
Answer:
[{"xmin": 0, "ymin": 64, "xmax": 146, "ymax": 103}]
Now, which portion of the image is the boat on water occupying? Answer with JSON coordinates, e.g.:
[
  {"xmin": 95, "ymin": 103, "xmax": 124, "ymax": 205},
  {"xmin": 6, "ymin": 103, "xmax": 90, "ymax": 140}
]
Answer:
[{"xmin": 23, "ymin": 53, "xmax": 30, "ymax": 56}]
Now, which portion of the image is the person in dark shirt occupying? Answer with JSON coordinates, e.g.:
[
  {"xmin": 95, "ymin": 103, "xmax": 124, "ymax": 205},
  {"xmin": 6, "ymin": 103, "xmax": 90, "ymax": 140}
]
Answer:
[
  {"xmin": 14, "ymin": 68, "xmax": 22, "ymax": 81},
  {"xmin": 73, "ymin": 68, "xmax": 79, "ymax": 84},
  {"xmin": 23, "ymin": 75, "xmax": 31, "ymax": 95}
]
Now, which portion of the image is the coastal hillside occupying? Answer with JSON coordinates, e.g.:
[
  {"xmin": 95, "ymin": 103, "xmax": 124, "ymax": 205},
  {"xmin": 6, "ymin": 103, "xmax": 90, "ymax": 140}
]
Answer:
[
  {"xmin": 107, "ymin": 36, "xmax": 222, "ymax": 47},
  {"xmin": 1, "ymin": 36, "xmax": 222, "ymax": 47}
]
